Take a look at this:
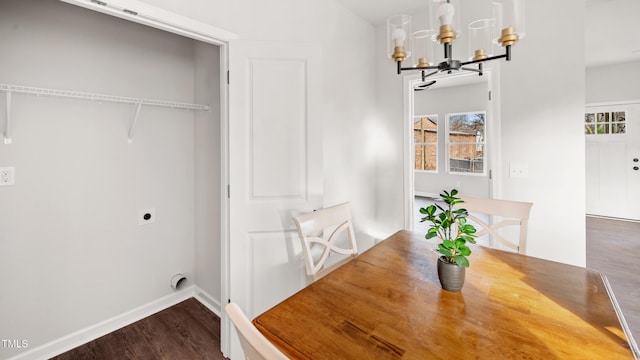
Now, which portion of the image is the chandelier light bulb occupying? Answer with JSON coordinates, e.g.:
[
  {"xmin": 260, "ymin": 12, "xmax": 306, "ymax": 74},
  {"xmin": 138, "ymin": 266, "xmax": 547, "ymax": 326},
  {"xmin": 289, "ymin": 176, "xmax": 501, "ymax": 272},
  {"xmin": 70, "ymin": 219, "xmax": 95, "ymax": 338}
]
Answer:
[
  {"xmin": 392, "ymin": 28, "xmax": 407, "ymax": 47},
  {"xmin": 387, "ymin": 14, "xmax": 412, "ymax": 62},
  {"xmin": 437, "ymin": 3, "xmax": 455, "ymax": 26}
]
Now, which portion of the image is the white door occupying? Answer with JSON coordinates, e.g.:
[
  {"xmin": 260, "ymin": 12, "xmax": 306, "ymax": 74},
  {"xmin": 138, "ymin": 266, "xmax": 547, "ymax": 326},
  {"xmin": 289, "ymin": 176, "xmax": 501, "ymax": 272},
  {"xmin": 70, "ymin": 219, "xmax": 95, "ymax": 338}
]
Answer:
[
  {"xmin": 224, "ymin": 40, "xmax": 323, "ymax": 359},
  {"xmin": 585, "ymin": 103, "xmax": 640, "ymax": 220}
]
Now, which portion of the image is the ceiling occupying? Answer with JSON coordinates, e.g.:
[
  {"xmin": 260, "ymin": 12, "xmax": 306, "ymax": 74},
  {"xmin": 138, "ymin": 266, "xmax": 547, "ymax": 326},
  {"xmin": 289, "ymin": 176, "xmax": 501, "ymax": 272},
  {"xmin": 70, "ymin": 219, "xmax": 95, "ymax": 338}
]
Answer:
[{"xmin": 335, "ymin": 0, "xmax": 640, "ymax": 67}]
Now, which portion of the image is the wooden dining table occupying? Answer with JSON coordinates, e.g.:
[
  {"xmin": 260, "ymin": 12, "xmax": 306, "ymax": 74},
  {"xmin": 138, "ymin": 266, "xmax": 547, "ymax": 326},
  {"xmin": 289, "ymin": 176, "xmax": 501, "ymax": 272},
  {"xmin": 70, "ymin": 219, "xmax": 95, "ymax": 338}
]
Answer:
[{"xmin": 253, "ymin": 230, "xmax": 638, "ymax": 359}]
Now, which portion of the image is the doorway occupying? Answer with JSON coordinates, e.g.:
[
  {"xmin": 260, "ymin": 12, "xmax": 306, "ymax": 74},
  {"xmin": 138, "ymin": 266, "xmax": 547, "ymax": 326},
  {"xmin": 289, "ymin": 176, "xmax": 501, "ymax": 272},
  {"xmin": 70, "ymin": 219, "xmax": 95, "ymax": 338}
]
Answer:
[
  {"xmin": 585, "ymin": 102, "xmax": 640, "ymax": 221},
  {"xmin": 1, "ymin": 1, "xmax": 237, "ymax": 359},
  {"xmin": 403, "ymin": 71, "xmax": 499, "ymax": 232}
]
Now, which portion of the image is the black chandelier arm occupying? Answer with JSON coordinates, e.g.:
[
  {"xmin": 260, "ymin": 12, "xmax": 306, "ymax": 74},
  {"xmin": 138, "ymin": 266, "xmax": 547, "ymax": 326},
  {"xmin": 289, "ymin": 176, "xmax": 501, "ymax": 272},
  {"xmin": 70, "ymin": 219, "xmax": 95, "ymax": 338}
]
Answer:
[
  {"xmin": 460, "ymin": 53, "xmax": 507, "ymax": 66},
  {"xmin": 399, "ymin": 64, "xmax": 440, "ymax": 72},
  {"xmin": 460, "ymin": 67, "xmax": 482, "ymax": 73},
  {"xmin": 460, "ymin": 45, "xmax": 512, "ymax": 66}
]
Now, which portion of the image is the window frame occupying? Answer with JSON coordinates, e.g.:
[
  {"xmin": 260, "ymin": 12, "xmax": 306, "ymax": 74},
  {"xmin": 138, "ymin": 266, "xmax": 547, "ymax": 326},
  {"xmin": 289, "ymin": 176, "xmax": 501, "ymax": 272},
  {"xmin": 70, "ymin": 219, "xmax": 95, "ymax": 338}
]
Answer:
[
  {"xmin": 413, "ymin": 114, "xmax": 439, "ymax": 173},
  {"xmin": 445, "ymin": 111, "xmax": 487, "ymax": 176}
]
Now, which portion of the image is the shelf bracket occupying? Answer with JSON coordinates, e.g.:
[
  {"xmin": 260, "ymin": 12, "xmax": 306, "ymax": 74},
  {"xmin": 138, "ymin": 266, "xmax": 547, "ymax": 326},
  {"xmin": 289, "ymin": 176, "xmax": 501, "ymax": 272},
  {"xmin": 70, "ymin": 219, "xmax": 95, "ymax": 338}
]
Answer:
[
  {"xmin": 128, "ymin": 103, "xmax": 142, "ymax": 144},
  {"xmin": 4, "ymin": 91, "xmax": 12, "ymax": 144}
]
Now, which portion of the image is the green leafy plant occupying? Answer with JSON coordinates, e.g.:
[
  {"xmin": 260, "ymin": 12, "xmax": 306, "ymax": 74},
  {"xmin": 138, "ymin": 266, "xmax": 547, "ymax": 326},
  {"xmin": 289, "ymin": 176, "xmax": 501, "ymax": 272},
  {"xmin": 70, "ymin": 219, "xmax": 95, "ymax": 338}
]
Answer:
[{"xmin": 419, "ymin": 189, "xmax": 477, "ymax": 268}]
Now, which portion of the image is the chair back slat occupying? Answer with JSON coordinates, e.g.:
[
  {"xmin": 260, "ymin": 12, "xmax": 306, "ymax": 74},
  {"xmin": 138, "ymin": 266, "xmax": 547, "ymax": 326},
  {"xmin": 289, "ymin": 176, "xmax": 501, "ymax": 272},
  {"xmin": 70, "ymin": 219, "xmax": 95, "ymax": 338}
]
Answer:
[
  {"xmin": 459, "ymin": 196, "xmax": 533, "ymax": 254},
  {"xmin": 293, "ymin": 202, "xmax": 358, "ymax": 281}
]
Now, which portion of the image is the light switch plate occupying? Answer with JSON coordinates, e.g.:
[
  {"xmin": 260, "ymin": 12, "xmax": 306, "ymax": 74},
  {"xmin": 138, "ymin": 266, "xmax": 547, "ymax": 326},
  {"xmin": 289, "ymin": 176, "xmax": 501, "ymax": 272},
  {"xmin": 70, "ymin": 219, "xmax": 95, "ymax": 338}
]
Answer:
[
  {"xmin": 0, "ymin": 167, "xmax": 15, "ymax": 186},
  {"xmin": 509, "ymin": 162, "xmax": 529, "ymax": 178}
]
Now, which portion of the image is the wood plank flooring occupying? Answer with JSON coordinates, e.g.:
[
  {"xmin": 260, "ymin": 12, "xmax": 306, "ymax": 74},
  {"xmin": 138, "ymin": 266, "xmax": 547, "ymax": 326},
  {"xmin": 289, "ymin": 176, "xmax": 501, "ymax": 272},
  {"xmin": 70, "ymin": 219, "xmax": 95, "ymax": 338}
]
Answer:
[
  {"xmin": 586, "ymin": 216, "xmax": 640, "ymax": 346},
  {"xmin": 52, "ymin": 216, "xmax": 639, "ymax": 359},
  {"xmin": 51, "ymin": 298, "xmax": 227, "ymax": 360}
]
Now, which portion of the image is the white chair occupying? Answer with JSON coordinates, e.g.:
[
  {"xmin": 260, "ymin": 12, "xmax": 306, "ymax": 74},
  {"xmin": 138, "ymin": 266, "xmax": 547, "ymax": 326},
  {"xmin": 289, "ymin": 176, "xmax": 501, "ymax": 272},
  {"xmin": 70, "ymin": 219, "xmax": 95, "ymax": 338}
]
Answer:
[
  {"xmin": 225, "ymin": 303, "xmax": 289, "ymax": 360},
  {"xmin": 459, "ymin": 196, "xmax": 533, "ymax": 254},
  {"xmin": 292, "ymin": 202, "xmax": 358, "ymax": 281}
]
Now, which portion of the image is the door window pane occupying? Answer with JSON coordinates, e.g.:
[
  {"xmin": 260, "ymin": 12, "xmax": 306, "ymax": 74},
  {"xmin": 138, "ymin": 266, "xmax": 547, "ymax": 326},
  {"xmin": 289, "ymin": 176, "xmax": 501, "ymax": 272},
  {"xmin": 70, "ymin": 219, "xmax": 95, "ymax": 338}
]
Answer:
[
  {"xmin": 448, "ymin": 112, "xmax": 485, "ymax": 174},
  {"xmin": 585, "ymin": 113, "xmax": 595, "ymax": 134},
  {"xmin": 587, "ymin": 111, "xmax": 625, "ymax": 135}
]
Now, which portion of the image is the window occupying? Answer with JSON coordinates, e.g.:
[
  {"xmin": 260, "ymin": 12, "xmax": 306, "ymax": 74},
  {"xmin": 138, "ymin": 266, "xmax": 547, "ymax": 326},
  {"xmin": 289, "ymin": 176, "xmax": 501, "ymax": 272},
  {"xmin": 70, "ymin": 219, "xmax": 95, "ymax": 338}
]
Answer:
[
  {"xmin": 585, "ymin": 111, "xmax": 625, "ymax": 135},
  {"xmin": 414, "ymin": 115, "xmax": 438, "ymax": 172},
  {"xmin": 447, "ymin": 112, "xmax": 485, "ymax": 174}
]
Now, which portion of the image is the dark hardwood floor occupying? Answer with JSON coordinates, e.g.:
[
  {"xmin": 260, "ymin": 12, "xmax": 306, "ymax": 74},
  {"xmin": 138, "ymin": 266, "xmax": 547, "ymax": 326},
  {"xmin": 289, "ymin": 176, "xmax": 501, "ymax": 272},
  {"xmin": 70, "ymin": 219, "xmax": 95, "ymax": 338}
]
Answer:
[
  {"xmin": 586, "ymin": 216, "xmax": 640, "ymax": 346},
  {"xmin": 51, "ymin": 298, "xmax": 227, "ymax": 360},
  {"xmin": 52, "ymin": 217, "xmax": 639, "ymax": 359}
]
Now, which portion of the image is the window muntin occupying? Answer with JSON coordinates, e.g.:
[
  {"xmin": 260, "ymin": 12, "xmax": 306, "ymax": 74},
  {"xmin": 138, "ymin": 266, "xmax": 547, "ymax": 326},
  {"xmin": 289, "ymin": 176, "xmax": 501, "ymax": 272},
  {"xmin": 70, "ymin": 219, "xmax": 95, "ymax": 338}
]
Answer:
[{"xmin": 585, "ymin": 111, "xmax": 626, "ymax": 135}]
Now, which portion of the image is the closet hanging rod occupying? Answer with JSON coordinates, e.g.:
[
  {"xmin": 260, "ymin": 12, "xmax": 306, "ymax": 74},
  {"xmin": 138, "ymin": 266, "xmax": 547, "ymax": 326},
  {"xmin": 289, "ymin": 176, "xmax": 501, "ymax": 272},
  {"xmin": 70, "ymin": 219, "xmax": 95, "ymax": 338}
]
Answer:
[{"xmin": 0, "ymin": 83, "xmax": 209, "ymax": 111}]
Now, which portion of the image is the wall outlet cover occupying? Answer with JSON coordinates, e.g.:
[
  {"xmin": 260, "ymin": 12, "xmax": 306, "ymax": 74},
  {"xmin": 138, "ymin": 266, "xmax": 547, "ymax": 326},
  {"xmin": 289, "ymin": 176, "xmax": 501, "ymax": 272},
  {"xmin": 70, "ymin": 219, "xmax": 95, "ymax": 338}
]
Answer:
[{"xmin": 0, "ymin": 167, "xmax": 15, "ymax": 186}]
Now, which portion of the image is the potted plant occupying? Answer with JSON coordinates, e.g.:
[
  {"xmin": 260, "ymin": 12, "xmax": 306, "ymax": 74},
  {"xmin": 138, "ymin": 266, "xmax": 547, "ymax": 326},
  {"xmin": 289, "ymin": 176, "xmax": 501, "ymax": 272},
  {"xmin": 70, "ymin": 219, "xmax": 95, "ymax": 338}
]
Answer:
[{"xmin": 419, "ymin": 189, "xmax": 477, "ymax": 292}]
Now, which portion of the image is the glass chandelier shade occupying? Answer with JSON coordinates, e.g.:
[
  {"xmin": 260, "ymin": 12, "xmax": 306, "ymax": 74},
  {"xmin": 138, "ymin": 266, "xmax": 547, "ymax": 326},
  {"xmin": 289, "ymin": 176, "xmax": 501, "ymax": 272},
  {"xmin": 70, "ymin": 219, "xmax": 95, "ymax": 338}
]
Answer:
[
  {"xmin": 411, "ymin": 30, "xmax": 436, "ymax": 67},
  {"xmin": 388, "ymin": 0, "xmax": 525, "ymax": 81},
  {"xmin": 493, "ymin": 0, "xmax": 526, "ymax": 46},
  {"xmin": 468, "ymin": 19, "xmax": 495, "ymax": 61},
  {"xmin": 387, "ymin": 14, "xmax": 412, "ymax": 62}
]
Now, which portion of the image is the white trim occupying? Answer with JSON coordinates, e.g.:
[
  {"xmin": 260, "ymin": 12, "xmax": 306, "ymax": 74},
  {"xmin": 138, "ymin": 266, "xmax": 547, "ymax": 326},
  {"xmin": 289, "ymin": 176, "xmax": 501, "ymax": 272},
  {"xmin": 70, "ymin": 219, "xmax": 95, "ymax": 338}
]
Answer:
[
  {"xmin": 586, "ymin": 214, "xmax": 640, "ymax": 224},
  {"xmin": 194, "ymin": 286, "xmax": 222, "ymax": 317},
  {"xmin": 219, "ymin": 41, "xmax": 232, "ymax": 359},
  {"xmin": 587, "ymin": 99, "xmax": 640, "ymax": 107},
  {"xmin": 59, "ymin": 0, "xmax": 238, "ymax": 45},
  {"xmin": 8, "ymin": 287, "xmax": 196, "ymax": 360},
  {"xmin": 600, "ymin": 273, "xmax": 639, "ymax": 359},
  {"xmin": 403, "ymin": 74, "xmax": 418, "ymax": 230}
]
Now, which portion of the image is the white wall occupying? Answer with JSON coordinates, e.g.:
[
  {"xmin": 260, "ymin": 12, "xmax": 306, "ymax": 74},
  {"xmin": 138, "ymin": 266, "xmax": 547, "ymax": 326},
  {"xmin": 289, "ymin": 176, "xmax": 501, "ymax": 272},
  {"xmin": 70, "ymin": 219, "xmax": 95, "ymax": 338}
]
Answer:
[
  {"xmin": 586, "ymin": 60, "xmax": 640, "ymax": 103},
  {"xmin": 499, "ymin": 0, "xmax": 585, "ymax": 266},
  {"xmin": 0, "ymin": 0, "xmax": 212, "ymax": 358},
  {"xmin": 141, "ymin": 0, "xmax": 379, "ymax": 242},
  {"xmin": 375, "ymin": 0, "xmax": 587, "ymax": 266}
]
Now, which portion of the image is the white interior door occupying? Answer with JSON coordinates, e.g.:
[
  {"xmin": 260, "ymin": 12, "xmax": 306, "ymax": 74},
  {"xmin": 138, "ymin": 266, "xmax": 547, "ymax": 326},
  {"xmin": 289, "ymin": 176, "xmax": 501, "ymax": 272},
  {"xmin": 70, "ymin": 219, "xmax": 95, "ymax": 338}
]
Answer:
[
  {"xmin": 224, "ymin": 40, "xmax": 323, "ymax": 359},
  {"xmin": 585, "ymin": 103, "xmax": 640, "ymax": 220}
]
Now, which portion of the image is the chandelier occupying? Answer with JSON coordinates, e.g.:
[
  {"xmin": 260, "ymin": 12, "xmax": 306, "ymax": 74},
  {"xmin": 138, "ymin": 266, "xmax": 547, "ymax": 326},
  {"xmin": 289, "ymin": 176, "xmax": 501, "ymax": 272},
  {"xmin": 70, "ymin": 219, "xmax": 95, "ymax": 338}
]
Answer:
[{"xmin": 387, "ymin": 0, "xmax": 525, "ymax": 82}]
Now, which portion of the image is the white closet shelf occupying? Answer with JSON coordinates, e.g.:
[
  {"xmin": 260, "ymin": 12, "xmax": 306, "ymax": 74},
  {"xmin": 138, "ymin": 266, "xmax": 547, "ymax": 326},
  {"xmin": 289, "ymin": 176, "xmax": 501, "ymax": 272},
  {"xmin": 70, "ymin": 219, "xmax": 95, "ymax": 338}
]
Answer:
[
  {"xmin": 1, "ymin": 83, "xmax": 210, "ymax": 144},
  {"xmin": 0, "ymin": 83, "xmax": 209, "ymax": 110}
]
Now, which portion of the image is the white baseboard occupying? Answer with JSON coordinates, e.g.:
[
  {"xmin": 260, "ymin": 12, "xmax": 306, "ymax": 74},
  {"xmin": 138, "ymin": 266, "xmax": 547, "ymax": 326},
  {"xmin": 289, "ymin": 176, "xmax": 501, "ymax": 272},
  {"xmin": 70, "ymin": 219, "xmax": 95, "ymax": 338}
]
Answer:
[
  {"xmin": 8, "ymin": 287, "xmax": 196, "ymax": 360},
  {"xmin": 194, "ymin": 286, "xmax": 222, "ymax": 317},
  {"xmin": 586, "ymin": 214, "xmax": 640, "ymax": 223}
]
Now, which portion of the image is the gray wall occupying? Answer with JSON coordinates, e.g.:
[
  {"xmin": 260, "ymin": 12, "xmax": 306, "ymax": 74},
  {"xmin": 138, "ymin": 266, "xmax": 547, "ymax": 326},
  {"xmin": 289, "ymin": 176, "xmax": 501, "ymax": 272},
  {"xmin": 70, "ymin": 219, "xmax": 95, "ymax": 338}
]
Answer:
[{"xmin": 0, "ymin": 0, "xmax": 219, "ymax": 357}]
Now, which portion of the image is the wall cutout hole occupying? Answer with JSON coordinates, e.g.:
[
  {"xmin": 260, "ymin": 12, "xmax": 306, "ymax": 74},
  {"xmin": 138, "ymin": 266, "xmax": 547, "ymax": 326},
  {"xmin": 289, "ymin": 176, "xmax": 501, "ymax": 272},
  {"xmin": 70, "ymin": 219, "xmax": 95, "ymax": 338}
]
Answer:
[
  {"xmin": 170, "ymin": 274, "xmax": 186, "ymax": 290},
  {"xmin": 138, "ymin": 208, "xmax": 156, "ymax": 225}
]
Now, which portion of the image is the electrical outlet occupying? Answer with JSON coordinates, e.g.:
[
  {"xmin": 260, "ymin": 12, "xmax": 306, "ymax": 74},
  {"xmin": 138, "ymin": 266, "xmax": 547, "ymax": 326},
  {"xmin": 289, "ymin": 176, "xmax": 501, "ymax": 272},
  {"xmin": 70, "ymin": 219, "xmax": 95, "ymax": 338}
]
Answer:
[
  {"xmin": 138, "ymin": 208, "xmax": 156, "ymax": 225},
  {"xmin": 0, "ymin": 167, "xmax": 15, "ymax": 186}
]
